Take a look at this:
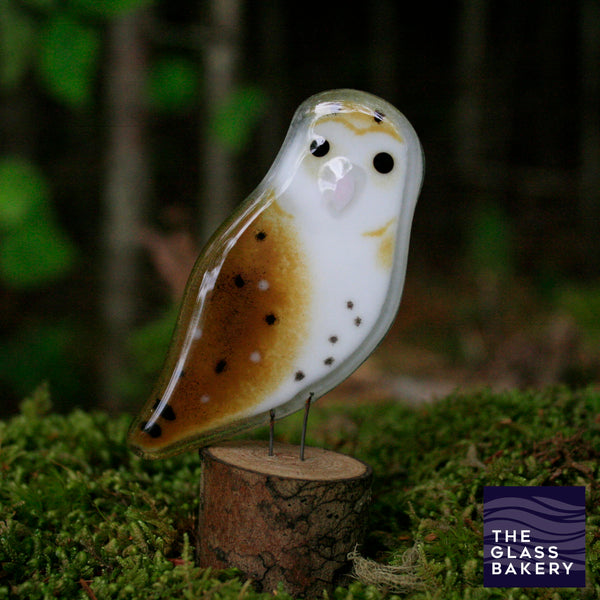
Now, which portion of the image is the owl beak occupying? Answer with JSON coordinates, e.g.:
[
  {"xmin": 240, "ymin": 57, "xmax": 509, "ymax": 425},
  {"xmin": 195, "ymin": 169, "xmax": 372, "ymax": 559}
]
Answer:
[{"xmin": 318, "ymin": 157, "xmax": 357, "ymax": 215}]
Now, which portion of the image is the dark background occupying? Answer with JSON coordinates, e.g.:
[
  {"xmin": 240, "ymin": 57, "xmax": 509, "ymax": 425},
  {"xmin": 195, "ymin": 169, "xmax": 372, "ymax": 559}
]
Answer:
[{"xmin": 0, "ymin": 0, "xmax": 598, "ymax": 416}]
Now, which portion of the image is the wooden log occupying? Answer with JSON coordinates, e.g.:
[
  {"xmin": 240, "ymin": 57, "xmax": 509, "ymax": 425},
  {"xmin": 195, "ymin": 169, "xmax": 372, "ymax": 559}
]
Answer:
[{"xmin": 197, "ymin": 441, "xmax": 372, "ymax": 597}]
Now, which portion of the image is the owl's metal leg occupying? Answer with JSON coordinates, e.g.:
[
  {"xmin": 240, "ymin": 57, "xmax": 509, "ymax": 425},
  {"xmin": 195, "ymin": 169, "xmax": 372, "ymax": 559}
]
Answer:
[
  {"xmin": 299, "ymin": 394, "xmax": 313, "ymax": 461},
  {"xmin": 269, "ymin": 409, "xmax": 275, "ymax": 456}
]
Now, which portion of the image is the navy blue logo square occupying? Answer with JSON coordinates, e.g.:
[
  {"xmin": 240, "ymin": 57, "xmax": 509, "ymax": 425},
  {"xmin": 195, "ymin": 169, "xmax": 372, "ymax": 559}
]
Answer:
[{"xmin": 484, "ymin": 486, "xmax": 585, "ymax": 588}]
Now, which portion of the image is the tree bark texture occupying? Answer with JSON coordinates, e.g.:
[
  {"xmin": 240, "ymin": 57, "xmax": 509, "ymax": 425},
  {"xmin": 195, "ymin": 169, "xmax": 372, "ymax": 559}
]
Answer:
[
  {"xmin": 454, "ymin": 0, "xmax": 488, "ymax": 182},
  {"xmin": 199, "ymin": 0, "xmax": 242, "ymax": 244},
  {"xmin": 197, "ymin": 441, "xmax": 372, "ymax": 597},
  {"xmin": 579, "ymin": 0, "xmax": 600, "ymax": 267},
  {"xmin": 101, "ymin": 10, "xmax": 149, "ymax": 410}
]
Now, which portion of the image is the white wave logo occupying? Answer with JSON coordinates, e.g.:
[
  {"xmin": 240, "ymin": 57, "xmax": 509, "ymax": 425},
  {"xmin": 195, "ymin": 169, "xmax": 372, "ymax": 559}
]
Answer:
[{"xmin": 483, "ymin": 487, "xmax": 585, "ymax": 588}]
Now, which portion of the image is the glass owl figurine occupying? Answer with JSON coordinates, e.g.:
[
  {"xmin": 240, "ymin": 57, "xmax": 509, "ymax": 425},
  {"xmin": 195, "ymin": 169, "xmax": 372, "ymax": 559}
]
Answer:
[{"xmin": 128, "ymin": 89, "xmax": 424, "ymax": 459}]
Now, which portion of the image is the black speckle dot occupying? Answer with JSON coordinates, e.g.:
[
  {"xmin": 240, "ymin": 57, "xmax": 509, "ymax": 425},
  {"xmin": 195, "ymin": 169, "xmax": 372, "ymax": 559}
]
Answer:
[
  {"xmin": 310, "ymin": 137, "xmax": 330, "ymax": 157},
  {"xmin": 234, "ymin": 274, "xmax": 245, "ymax": 288},
  {"xmin": 161, "ymin": 405, "xmax": 176, "ymax": 421},
  {"xmin": 324, "ymin": 357, "xmax": 335, "ymax": 366},
  {"xmin": 346, "ymin": 301, "xmax": 354, "ymax": 310},
  {"xmin": 373, "ymin": 152, "xmax": 394, "ymax": 174},
  {"xmin": 265, "ymin": 313, "xmax": 277, "ymax": 325},
  {"xmin": 152, "ymin": 398, "xmax": 175, "ymax": 419},
  {"xmin": 374, "ymin": 110, "xmax": 385, "ymax": 123},
  {"xmin": 179, "ymin": 369, "xmax": 186, "ymax": 378},
  {"xmin": 141, "ymin": 421, "xmax": 162, "ymax": 438},
  {"xmin": 255, "ymin": 231, "xmax": 267, "ymax": 241},
  {"xmin": 215, "ymin": 359, "xmax": 227, "ymax": 374},
  {"xmin": 295, "ymin": 371, "xmax": 305, "ymax": 381},
  {"xmin": 354, "ymin": 317, "xmax": 362, "ymax": 327},
  {"xmin": 329, "ymin": 335, "xmax": 338, "ymax": 344}
]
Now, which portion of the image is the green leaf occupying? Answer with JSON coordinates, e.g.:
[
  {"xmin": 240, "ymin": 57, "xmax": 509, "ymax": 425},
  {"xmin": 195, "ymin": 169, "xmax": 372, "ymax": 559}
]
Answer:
[
  {"xmin": 0, "ymin": 156, "xmax": 49, "ymax": 230},
  {"xmin": 119, "ymin": 306, "xmax": 178, "ymax": 401},
  {"xmin": 128, "ymin": 307, "xmax": 178, "ymax": 376},
  {"xmin": 67, "ymin": 0, "xmax": 154, "ymax": 18},
  {"xmin": 210, "ymin": 85, "xmax": 268, "ymax": 153},
  {"xmin": 147, "ymin": 56, "xmax": 199, "ymax": 112},
  {"xmin": 0, "ymin": 2, "xmax": 37, "ymax": 90},
  {"xmin": 466, "ymin": 201, "xmax": 514, "ymax": 279},
  {"xmin": 0, "ymin": 323, "xmax": 78, "ymax": 401},
  {"xmin": 37, "ymin": 15, "xmax": 101, "ymax": 108},
  {"xmin": 0, "ymin": 219, "xmax": 77, "ymax": 288},
  {"xmin": 558, "ymin": 284, "xmax": 600, "ymax": 343}
]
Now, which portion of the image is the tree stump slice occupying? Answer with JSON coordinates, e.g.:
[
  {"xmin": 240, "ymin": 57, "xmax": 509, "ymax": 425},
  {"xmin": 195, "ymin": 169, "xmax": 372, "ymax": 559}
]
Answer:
[{"xmin": 197, "ymin": 440, "xmax": 372, "ymax": 597}]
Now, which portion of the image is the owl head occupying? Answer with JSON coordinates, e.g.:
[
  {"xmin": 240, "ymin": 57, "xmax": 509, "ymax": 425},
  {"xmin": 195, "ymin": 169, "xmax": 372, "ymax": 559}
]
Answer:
[{"xmin": 265, "ymin": 88, "xmax": 423, "ymax": 256}]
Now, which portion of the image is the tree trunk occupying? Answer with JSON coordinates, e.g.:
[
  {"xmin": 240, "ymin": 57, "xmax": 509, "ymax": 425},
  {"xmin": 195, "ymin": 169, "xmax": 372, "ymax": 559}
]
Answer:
[
  {"xmin": 199, "ymin": 0, "xmax": 242, "ymax": 244},
  {"xmin": 198, "ymin": 441, "xmax": 372, "ymax": 597},
  {"xmin": 454, "ymin": 0, "xmax": 488, "ymax": 182},
  {"xmin": 579, "ymin": 0, "xmax": 600, "ymax": 269},
  {"xmin": 100, "ymin": 10, "xmax": 150, "ymax": 410},
  {"xmin": 257, "ymin": 1, "xmax": 285, "ymax": 178}
]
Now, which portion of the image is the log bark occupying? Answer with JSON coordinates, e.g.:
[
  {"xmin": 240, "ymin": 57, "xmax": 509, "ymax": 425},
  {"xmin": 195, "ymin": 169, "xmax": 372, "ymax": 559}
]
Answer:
[{"xmin": 197, "ymin": 441, "xmax": 372, "ymax": 597}]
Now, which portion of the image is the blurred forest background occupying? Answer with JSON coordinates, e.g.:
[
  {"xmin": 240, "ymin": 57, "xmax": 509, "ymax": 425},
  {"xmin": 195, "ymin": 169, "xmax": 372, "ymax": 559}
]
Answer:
[{"xmin": 0, "ymin": 0, "xmax": 599, "ymax": 417}]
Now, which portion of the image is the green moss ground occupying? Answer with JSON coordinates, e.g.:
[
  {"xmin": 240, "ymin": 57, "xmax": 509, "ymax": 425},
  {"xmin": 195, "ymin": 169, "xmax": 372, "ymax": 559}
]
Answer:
[{"xmin": 1, "ymin": 384, "xmax": 599, "ymax": 599}]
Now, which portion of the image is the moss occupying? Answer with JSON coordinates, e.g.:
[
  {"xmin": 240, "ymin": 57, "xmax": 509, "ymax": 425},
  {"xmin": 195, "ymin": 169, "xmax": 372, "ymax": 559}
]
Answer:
[{"xmin": 1, "ymin": 384, "xmax": 599, "ymax": 598}]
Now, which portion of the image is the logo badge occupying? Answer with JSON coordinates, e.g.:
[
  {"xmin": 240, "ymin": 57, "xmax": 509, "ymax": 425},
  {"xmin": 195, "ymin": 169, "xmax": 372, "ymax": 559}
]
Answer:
[{"xmin": 483, "ymin": 486, "xmax": 585, "ymax": 588}]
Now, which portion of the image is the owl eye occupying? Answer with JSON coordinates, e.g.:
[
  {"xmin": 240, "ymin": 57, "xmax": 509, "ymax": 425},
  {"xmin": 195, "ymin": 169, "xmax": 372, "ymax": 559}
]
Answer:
[
  {"xmin": 310, "ymin": 137, "xmax": 330, "ymax": 157},
  {"xmin": 373, "ymin": 152, "xmax": 394, "ymax": 174}
]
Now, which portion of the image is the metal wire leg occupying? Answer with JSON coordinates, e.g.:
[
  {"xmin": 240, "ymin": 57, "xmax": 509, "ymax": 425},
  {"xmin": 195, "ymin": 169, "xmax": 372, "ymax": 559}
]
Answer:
[
  {"xmin": 300, "ymin": 395, "xmax": 313, "ymax": 461},
  {"xmin": 269, "ymin": 409, "xmax": 275, "ymax": 456}
]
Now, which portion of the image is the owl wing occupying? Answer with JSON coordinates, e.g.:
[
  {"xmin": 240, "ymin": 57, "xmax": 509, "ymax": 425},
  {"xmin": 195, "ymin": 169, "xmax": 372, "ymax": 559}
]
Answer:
[{"xmin": 128, "ymin": 192, "xmax": 311, "ymax": 458}]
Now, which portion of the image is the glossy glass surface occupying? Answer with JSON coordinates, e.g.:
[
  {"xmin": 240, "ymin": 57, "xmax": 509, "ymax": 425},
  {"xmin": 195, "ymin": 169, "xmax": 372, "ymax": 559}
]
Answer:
[{"xmin": 128, "ymin": 89, "xmax": 424, "ymax": 459}]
